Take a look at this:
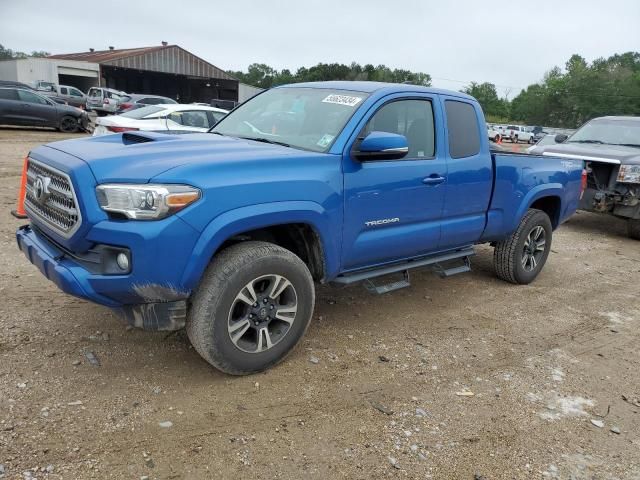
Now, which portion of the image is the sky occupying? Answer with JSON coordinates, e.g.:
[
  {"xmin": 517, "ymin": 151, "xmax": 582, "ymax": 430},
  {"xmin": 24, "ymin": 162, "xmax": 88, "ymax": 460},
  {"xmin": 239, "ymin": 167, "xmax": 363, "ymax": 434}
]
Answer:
[{"xmin": 2, "ymin": 0, "xmax": 639, "ymax": 97}]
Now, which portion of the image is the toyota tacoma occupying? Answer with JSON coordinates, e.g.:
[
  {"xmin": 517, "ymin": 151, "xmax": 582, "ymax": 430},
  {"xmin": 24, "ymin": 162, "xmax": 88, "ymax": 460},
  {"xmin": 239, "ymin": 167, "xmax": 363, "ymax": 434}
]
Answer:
[{"xmin": 16, "ymin": 81, "xmax": 584, "ymax": 374}]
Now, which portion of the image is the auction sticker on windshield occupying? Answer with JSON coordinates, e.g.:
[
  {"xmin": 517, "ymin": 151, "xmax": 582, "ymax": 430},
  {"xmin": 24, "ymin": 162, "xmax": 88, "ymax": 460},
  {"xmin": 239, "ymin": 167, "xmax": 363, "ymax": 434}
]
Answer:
[{"xmin": 322, "ymin": 94, "xmax": 363, "ymax": 107}]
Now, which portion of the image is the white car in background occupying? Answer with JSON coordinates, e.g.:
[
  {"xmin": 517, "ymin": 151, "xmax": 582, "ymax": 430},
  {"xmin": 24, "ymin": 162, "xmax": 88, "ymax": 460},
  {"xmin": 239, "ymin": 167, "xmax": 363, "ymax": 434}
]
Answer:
[
  {"xmin": 487, "ymin": 124, "xmax": 502, "ymax": 142},
  {"xmin": 503, "ymin": 125, "xmax": 535, "ymax": 144},
  {"xmin": 92, "ymin": 104, "xmax": 228, "ymax": 136}
]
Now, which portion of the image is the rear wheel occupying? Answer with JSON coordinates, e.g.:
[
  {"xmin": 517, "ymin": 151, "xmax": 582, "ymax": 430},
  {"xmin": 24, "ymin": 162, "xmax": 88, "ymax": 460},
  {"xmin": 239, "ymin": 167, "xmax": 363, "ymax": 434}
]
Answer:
[
  {"xmin": 628, "ymin": 219, "xmax": 640, "ymax": 240},
  {"xmin": 494, "ymin": 209, "xmax": 552, "ymax": 284},
  {"xmin": 58, "ymin": 115, "xmax": 78, "ymax": 133},
  {"xmin": 187, "ymin": 241, "xmax": 315, "ymax": 375},
  {"xmin": 528, "ymin": 136, "xmax": 535, "ymax": 144},
  {"xmin": 494, "ymin": 134, "xmax": 500, "ymax": 143}
]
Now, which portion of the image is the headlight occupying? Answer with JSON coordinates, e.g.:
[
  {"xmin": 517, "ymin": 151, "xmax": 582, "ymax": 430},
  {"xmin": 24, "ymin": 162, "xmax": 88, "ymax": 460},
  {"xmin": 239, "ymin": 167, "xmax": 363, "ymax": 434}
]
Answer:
[
  {"xmin": 96, "ymin": 184, "xmax": 200, "ymax": 220},
  {"xmin": 617, "ymin": 165, "xmax": 640, "ymax": 184}
]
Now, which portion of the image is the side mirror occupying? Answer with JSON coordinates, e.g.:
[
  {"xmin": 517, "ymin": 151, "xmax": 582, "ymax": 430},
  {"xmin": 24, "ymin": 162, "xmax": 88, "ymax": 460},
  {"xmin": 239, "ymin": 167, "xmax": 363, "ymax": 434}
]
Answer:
[
  {"xmin": 355, "ymin": 131, "xmax": 409, "ymax": 161},
  {"xmin": 554, "ymin": 134, "xmax": 568, "ymax": 143}
]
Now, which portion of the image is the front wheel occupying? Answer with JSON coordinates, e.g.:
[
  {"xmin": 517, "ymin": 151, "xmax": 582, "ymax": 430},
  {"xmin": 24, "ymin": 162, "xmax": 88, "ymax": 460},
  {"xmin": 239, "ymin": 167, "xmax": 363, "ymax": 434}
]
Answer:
[
  {"xmin": 513, "ymin": 135, "xmax": 519, "ymax": 144},
  {"xmin": 58, "ymin": 115, "xmax": 79, "ymax": 133},
  {"xmin": 187, "ymin": 241, "xmax": 315, "ymax": 375},
  {"xmin": 494, "ymin": 209, "xmax": 552, "ymax": 284},
  {"xmin": 528, "ymin": 136, "xmax": 535, "ymax": 144},
  {"xmin": 628, "ymin": 219, "xmax": 640, "ymax": 240}
]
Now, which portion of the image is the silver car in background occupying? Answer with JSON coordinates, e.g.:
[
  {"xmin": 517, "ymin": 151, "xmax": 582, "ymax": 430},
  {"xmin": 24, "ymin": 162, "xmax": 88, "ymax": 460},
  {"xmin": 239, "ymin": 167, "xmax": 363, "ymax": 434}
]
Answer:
[{"xmin": 86, "ymin": 87, "xmax": 127, "ymax": 115}]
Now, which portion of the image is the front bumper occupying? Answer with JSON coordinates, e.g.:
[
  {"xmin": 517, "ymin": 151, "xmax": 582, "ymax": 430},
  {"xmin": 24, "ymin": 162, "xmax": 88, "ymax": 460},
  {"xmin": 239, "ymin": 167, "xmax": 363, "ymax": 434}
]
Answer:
[
  {"xmin": 16, "ymin": 224, "xmax": 119, "ymax": 307},
  {"xmin": 16, "ymin": 223, "xmax": 194, "ymax": 331},
  {"xmin": 580, "ymin": 184, "xmax": 640, "ymax": 219},
  {"xmin": 78, "ymin": 114, "xmax": 89, "ymax": 130}
]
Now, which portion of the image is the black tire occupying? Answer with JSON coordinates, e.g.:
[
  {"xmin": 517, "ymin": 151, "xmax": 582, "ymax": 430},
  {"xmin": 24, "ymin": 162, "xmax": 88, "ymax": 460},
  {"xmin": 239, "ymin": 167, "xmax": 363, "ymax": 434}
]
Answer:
[
  {"xmin": 187, "ymin": 241, "xmax": 315, "ymax": 375},
  {"xmin": 528, "ymin": 136, "xmax": 535, "ymax": 144},
  {"xmin": 628, "ymin": 219, "xmax": 640, "ymax": 240},
  {"xmin": 494, "ymin": 135, "xmax": 500, "ymax": 143},
  {"xmin": 513, "ymin": 135, "xmax": 519, "ymax": 144},
  {"xmin": 494, "ymin": 209, "xmax": 553, "ymax": 284},
  {"xmin": 59, "ymin": 115, "xmax": 78, "ymax": 133}
]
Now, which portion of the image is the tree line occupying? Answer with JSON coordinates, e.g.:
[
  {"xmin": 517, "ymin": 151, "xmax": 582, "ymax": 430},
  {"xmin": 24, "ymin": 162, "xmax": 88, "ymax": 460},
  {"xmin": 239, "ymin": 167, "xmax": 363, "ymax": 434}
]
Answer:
[
  {"xmin": 229, "ymin": 62, "xmax": 432, "ymax": 89},
  {"xmin": 233, "ymin": 53, "xmax": 640, "ymax": 128},
  {"xmin": 0, "ymin": 44, "xmax": 49, "ymax": 59}
]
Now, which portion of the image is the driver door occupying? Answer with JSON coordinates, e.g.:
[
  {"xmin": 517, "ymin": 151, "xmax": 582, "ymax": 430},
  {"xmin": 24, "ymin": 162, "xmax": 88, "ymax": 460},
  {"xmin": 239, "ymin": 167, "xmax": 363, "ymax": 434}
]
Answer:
[{"xmin": 341, "ymin": 95, "xmax": 447, "ymax": 270}]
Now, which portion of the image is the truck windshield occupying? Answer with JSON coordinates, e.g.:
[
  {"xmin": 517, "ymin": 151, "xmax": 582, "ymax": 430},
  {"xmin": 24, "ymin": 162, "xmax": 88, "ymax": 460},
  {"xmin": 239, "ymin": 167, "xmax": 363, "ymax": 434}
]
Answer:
[
  {"xmin": 211, "ymin": 87, "xmax": 369, "ymax": 152},
  {"xmin": 568, "ymin": 118, "xmax": 640, "ymax": 147}
]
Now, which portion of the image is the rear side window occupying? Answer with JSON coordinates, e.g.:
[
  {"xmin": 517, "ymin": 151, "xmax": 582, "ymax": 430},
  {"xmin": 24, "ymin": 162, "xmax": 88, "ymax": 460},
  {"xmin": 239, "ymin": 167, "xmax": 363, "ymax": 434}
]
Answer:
[
  {"xmin": 210, "ymin": 111, "xmax": 226, "ymax": 123},
  {"xmin": 0, "ymin": 88, "xmax": 18, "ymax": 100},
  {"xmin": 445, "ymin": 100, "xmax": 480, "ymax": 158},
  {"xmin": 60, "ymin": 87, "xmax": 68, "ymax": 95},
  {"xmin": 168, "ymin": 110, "xmax": 211, "ymax": 128}
]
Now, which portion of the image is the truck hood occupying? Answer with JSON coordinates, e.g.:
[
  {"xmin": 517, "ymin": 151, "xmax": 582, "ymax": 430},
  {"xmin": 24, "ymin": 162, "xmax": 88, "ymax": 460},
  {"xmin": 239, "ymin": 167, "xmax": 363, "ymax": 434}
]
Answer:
[
  {"xmin": 40, "ymin": 131, "xmax": 310, "ymax": 183},
  {"xmin": 531, "ymin": 142, "xmax": 640, "ymax": 165}
]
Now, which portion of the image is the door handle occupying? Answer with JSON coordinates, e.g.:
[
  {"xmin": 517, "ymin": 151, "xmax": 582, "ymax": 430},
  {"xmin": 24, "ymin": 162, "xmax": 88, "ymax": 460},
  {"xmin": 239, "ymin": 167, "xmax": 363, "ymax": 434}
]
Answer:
[{"xmin": 422, "ymin": 175, "xmax": 445, "ymax": 185}]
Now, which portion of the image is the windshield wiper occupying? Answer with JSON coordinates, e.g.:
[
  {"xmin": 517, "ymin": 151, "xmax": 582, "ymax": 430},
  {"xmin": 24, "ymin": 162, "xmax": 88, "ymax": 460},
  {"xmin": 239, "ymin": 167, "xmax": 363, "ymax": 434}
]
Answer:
[
  {"xmin": 611, "ymin": 143, "xmax": 640, "ymax": 148},
  {"xmin": 209, "ymin": 131, "xmax": 225, "ymax": 136},
  {"xmin": 568, "ymin": 139, "xmax": 606, "ymax": 144},
  {"xmin": 238, "ymin": 136, "xmax": 291, "ymax": 148}
]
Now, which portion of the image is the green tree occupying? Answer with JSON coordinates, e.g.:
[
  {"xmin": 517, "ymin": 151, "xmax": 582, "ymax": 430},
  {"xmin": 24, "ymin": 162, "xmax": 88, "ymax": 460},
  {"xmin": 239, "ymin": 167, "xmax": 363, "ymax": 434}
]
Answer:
[
  {"xmin": 510, "ymin": 52, "xmax": 640, "ymax": 127},
  {"xmin": 0, "ymin": 44, "xmax": 27, "ymax": 60},
  {"xmin": 232, "ymin": 62, "xmax": 431, "ymax": 88},
  {"xmin": 462, "ymin": 82, "xmax": 508, "ymax": 119}
]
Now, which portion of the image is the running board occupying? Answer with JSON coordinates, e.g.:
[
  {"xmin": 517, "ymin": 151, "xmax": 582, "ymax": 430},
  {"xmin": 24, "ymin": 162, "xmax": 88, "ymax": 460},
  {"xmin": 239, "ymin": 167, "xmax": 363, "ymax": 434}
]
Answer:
[
  {"xmin": 363, "ymin": 270, "xmax": 411, "ymax": 295},
  {"xmin": 333, "ymin": 247, "xmax": 475, "ymax": 289},
  {"xmin": 433, "ymin": 255, "xmax": 471, "ymax": 278}
]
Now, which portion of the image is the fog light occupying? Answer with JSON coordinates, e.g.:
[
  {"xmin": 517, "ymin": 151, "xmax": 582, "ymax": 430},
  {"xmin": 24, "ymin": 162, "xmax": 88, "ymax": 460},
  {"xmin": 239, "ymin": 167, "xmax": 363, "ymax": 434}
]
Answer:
[{"xmin": 116, "ymin": 253, "xmax": 129, "ymax": 271}]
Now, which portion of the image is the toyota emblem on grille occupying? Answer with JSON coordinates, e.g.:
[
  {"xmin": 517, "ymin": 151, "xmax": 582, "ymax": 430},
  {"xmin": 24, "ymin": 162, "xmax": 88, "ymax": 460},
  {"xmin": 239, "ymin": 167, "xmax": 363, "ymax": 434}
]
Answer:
[{"xmin": 33, "ymin": 175, "xmax": 51, "ymax": 204}]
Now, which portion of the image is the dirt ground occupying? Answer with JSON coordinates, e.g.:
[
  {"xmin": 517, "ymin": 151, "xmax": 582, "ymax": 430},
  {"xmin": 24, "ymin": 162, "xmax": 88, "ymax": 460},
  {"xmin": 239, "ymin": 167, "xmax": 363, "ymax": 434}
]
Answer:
[{"xmin": 0, "ymin": 128, "xmax": 639, "ymax": 480}]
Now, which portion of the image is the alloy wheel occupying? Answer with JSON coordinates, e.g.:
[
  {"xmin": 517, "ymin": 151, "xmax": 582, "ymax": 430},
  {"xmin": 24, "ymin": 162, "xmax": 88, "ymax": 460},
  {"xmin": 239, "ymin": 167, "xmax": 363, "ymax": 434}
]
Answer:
[
  {"xmin": 522, "ymin": 225, "xmax": 546, "ymax": 272},
  {"xmin": 227, "ymin": 274, "xmax": 298, "ymax": 353}
]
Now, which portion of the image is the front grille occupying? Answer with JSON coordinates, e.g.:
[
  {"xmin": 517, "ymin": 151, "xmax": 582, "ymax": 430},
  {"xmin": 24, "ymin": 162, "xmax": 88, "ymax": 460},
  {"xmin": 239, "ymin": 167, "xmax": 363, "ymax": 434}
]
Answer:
[{"xmin": 24, "ymin": 159, "xmax": 81, "ymax": 237}]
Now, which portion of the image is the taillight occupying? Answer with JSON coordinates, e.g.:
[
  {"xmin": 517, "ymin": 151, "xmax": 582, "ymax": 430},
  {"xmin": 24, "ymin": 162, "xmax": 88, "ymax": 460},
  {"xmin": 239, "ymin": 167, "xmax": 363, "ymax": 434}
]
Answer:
[
  {"xmin": 119, "ymin": 103, "xmax": 132, "ymax": 110},
  {"xmin": 107, "ymin": 126, "xmax": 139, "ymax": 133},
  {"xmin": 580, "ymin": 168, "xmax": 588, "ymax": 199}
]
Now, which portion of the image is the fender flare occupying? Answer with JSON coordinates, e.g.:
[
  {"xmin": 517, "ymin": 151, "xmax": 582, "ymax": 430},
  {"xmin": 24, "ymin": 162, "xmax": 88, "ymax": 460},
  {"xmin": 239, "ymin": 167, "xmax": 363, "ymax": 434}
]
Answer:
[
  {"xmin": 510, "ymin": 183, "xmax": 564, "ymax": 232},
  {"xmin": 180, "ymin": 201, "xmax": 340, "ymax": 290}
]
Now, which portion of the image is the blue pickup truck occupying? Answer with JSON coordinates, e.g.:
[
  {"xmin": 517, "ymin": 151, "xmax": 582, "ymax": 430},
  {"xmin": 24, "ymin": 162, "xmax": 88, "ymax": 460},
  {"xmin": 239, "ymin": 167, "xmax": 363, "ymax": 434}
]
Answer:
[{"xmin": 16, "ymin": 81, "xmax": 584, "ymax": 374}]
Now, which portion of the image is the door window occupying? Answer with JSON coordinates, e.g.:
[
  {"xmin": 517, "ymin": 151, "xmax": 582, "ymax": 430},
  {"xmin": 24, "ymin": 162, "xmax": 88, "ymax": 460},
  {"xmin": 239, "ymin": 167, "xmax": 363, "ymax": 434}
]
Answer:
[
  {"xmin": 60, "ymin": 87, "xmax": 68, "ymax": 95},
  {"xmin": 69, "ymin": 88, "xmax": 83, "ymax": 97},
  {"xmin": 361, "ymin": 99, "xmax": 435, "ymax": 158},
  {"xmin": 0, "ymin": 89, "xmax": 19, "ymax": 100},
  {"xmin": 17, "ymin": 90, "xmax": 49, "ymax": 105},
  {"xmin": 445, "ymin": 100, "xmax": 481, "ymax": 158}
]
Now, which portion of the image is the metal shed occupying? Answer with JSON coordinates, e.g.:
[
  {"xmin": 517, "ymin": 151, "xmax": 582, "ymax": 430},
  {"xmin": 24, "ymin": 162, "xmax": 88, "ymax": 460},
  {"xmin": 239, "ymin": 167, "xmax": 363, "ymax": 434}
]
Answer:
[{"xmin": 49, "ymin": 43, "xmax": 239, "ymax": 103}]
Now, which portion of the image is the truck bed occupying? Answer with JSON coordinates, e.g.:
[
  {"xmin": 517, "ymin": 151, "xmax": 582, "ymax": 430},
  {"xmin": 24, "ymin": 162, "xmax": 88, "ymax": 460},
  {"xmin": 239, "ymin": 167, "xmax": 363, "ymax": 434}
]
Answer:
[{"xmin": 480, "ymin": 151, "xmax": 583, "ymax": 242}]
